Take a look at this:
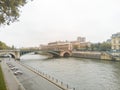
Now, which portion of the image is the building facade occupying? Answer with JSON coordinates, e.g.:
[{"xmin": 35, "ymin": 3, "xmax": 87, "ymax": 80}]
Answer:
[
  {"xmin": 40, "ymin": 37, "xmax": 91, "ymax": 51},
  {"xmin": 77, "ymin": 37, "xmax": 86, "ymax": 42},
  {"xmin": 111, "ymin": 32, "xmax": 120, "ymax": 50},
  {"xmin": 40, "ymin": 41, "xmax": 72, "ymax": 51}
]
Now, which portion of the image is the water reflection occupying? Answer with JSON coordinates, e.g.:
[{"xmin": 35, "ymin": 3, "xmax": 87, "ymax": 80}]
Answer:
[{"xmin": 20, "ymin": 54, "xmax": 120, "ymax": 90}]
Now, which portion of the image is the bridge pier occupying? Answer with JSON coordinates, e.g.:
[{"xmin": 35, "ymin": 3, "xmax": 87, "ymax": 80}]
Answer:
[{"xmin": 14, "ymin": 51, "xmax": 20, "ymax": 60}]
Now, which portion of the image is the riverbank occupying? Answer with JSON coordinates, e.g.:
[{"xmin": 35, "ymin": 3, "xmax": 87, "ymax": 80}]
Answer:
[
  {"xmin": 72, "ymin": 51, "xmax": 100, "ymax": 59},
  {"xmin": 72, "ymin": 51, "xmax": 119, "ymax": 61},
  {"xmin": 0, "ymin": 63, "xmax": 7, "ymax": 90},
  {"xmin": 1, "ymin": 59, "xmax": 24, "ymax": 90},
  {"xmin": 3, "ymin": 58, "xmax": 68, "ymax": 90}
]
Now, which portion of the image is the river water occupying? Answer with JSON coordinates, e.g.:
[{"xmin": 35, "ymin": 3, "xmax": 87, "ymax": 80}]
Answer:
[{"xmin": 20, "ymin": 54, "xmax": 120, "ymax": 90}]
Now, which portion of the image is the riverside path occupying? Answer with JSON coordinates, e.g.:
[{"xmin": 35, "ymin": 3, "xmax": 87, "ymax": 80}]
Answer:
[{"xmin": 1, "ymin": 58, "xmax": 64, "ymax": 90}]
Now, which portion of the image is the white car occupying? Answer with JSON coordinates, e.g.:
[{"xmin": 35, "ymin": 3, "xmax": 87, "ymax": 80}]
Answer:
[
  {"xmin": 14, "ymin": 70, "xmax": 23, "ymax": 75},
  {"xmin": 11, "ymin": 67, "xmax": 18, "ymax": 70},
  {"xmin": 8, "ymin": 65, "xmax": 15, "ymax": 67}
]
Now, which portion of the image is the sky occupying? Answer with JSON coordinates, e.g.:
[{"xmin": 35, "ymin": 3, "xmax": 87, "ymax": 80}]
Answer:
[{"xmin": 0, "ymin": 0, "xmax": 120, "ymax": 48}]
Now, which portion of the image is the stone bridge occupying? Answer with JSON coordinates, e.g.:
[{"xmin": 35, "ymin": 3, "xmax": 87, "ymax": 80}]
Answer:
[
  {"xmin": 44, "ymin": 50, "xmax": 72, "ymax": 57},
  {"xmin": 0, "ymin": 50, "xmax": 40, "ymax": 60},
  {"xmin": 40, "ymin": 41, "xmax": 73, "ymax": 57}
]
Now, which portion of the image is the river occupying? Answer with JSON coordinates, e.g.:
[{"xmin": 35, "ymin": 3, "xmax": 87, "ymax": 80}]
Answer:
[{"xmin": 20, "ymin": 54, "xmax": 120, "ymax": 90}]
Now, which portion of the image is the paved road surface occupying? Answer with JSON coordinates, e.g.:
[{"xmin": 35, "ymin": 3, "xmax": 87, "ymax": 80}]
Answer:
[
  {"xmin": 1, "ymin": 59, "xmax": 63, "ymax": 90},
  {"xmin": 1, "ymin": 60, "xmax": 19, "ymax": 90}
]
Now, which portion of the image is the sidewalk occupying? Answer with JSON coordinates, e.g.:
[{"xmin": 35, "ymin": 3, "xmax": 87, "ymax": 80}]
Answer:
[{"xmin": 1, "ymin": 61, "xmax": 20, "ymax": 90}]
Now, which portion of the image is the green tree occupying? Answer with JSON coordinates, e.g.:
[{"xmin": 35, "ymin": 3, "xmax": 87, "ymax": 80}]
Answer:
[
  {"xmin": 90, "ymin": 42, "xmax": 111, "ymax": 51},
  {"xmin": 90, "ymin": 43, "xmax": 99, "ymax": 51},
  {"xmin": 99, "ymin": 42, "xmax": 111, "ymax": 51},
  {"xmin": 0, "ymin": 41, "xmax": 10, "ymax": 50},
  {"xmin": 0, "ymin": 0, "xmax": 32, "ymax": 25}
]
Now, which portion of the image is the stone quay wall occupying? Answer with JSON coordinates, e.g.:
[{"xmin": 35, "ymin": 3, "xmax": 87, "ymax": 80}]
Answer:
[{"xmin": 72, "ymin": 51, "xmax": 101, "ymax": 59}]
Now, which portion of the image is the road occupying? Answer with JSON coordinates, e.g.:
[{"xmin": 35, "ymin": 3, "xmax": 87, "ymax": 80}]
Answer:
[{"xmin": 2, "ymin": 58, "xmax": 63, "ymax": 90}]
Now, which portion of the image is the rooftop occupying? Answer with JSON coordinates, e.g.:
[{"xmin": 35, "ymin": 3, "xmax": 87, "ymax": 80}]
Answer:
[{"xmin": 112, "ymin": 32, "xmax": 120, "ymax": 38}]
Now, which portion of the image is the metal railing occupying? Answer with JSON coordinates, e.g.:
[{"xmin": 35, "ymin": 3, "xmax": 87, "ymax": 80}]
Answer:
[{"xmin": 18, "ymin": 62, "xmax": 75, "ymax": 90}]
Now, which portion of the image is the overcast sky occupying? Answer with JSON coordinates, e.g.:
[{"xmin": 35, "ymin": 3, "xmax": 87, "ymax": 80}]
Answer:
[{"xmin": 0, "ymin": 0, "xmax": 120, "ymax": 48}]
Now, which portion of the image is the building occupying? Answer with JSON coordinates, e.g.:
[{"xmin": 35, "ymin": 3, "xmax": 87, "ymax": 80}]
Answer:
[
  {"xmin": 71, "ymin": 37, "xmax": 91, "ymax": 50},
  {"xmin": 111, "ymin": 32, "xmax": 120, "ymax": 50},
  {"xmin": 71, "ymin": 41, "xmax": 91, "ymax": 50},
  {"xmin": 40, "ymin": 41, "xmax": 72, "ymax": 51},
  {"xmin": 40, "ymin": 37, "xmax": 91, "ymax": 51},
  {"xmin": 106, "ymin": 39, "xmax": 111, "ymax": 43},
  {"xmin": 77, "ymin": 37, "xmax": 86, "ymax": 42}
]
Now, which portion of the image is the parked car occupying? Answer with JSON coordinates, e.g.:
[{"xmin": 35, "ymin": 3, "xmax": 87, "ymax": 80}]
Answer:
[
  {"xmin": 14, "ymin": 70, "xmax": 23, "ymax": 75},
  {"xmin": 11, "ymin": 67, "xmax": 18, "ymax": 70},
  {"xmin": 8, "ymin": 64, "xmax": 15, "ymax": 68}
]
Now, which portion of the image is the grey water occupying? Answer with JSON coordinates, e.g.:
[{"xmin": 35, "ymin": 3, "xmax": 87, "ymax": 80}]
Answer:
[{"xmin": 20, "ymin": 54, "xmax": 120, "ymax": 90}]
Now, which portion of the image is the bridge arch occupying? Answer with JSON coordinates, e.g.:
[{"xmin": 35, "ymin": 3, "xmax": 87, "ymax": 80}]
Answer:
[
  {"xmin": 0, "ymin": 52, "xmax": 16, "ymax": 59},
  {"xmin": 60, "ymin": 51, "xmax": 72, "ymax": 57},
  {"xmin": 8, "ymin": 52, "xmax": 16, "ymax": 58},
  {"xmin": 0, "ymin": 50, "xmax": 41, "ymax": 60}
]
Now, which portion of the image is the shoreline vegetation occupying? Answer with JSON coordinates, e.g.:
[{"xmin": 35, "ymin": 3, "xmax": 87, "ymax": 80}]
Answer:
[{"xmin": 0, "ymin": 63, "xmax": 7, "ymax": 90}]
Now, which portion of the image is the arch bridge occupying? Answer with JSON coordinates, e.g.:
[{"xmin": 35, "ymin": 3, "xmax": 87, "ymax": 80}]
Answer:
[
  {"xmin": 44, "ymin": 50, "xmax": 72, "ymax": 57},
  {"xmin": 0, "ymin": 50, "xmax": 40, "ymax": 60}
]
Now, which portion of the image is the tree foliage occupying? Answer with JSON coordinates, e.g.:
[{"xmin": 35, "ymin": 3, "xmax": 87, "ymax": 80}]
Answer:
[
  {"xmin": 0, "ymin": 0, "xmax": 31, "ymax": 25},
  {"xmin": 0, "ymin": 41, "xmax": 10, "ymax": 50},
  {"xmin": 90, "ymin": 42, "xmax": 111, "ymax": 51}
]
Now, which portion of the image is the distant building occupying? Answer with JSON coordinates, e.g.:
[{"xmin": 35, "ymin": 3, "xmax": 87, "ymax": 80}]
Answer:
[
  {"xmin": 111, "ymin": 32, "xmax": 120, "ymax": 50},
  {"xmin": 71, "ymin": 37, "xmax": 91, "ymax": 50},
  {"xmin": 71, "ymin": 41, "xmax": 91, "ymax": 50},
  {"xmin": 77, "ymin": 37, "xmax": 86, "ymax": 42},
  {"xmin": 40, "ymin": 37, "xmax": 91, "ymax": 51},
  {"xmin": 40, "ymin": 41, "xmax": 72, "ymax": 51},
  {"xmin": 106, "ymin": 39, "xmax": 111, "ymax": 43}
]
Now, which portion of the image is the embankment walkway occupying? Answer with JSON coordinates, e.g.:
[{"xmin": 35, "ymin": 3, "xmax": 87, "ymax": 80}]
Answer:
[{"xmin": 1, "ymin": 59, "xmax": 67, "ymax": 90}]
